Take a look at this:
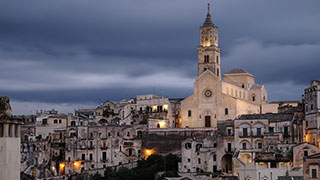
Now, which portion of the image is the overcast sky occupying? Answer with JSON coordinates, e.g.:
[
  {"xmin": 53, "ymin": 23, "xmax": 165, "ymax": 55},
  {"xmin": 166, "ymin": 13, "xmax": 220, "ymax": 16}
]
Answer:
[{"xmin": 1, "ymin": 0, "xmax": 319, "ymax": 115}]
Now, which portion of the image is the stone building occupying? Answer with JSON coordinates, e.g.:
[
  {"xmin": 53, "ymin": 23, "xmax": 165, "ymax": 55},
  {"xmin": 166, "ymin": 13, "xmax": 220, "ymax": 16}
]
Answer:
[
  {"xmin": 63, "ymin": 124, "xmax": 146, "ymax": 174},
  {"xmin": 303, "ymin": 153, "xmax": 320, "ymax": 180},
  {"xmin": 178, "ymin": 120, "xmax": 235, "ymax": 176},
  {"xmin": 293, "ymin": 143, "xmax": 319, "ymax": 168},
  {"xmin": 234, "ymin": 112, "xmax": 304, "ymax": 165},
  {"xmin": 178, "ymin": 108, "xmax": 304, "ymax": 177},
  {"xmin": 238, "ymin": 152, "xmax": 292, "ymax": 180},
  {"xmin": 0, "ymin": 97, "xmax": 22, "ymax": 180},
  {"xmin": 181, "ymin": 6, "xmax": 270, "ymax": 129},
  {"xmin": 304, "ymin": 80, "xmax": 320, "ymax": 146}
]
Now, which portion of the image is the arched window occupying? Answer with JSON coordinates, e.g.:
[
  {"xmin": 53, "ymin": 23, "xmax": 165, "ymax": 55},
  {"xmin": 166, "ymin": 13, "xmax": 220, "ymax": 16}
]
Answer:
[
  {"xmin": 225, "ymin": 108, "xmax": 229, "ymax": 115},
  {"xmin": 252, "ymin": 94, "xmax": 256, "ymax": 102},
  {"xmin": 204, "ymin": 55, "xmax": 209, "ymax": 63},
  {"xmin": 196, "ymin": 144, "xmax": 202, "ymax": 152},
  {"xmin": 216, "ymin": 56, "xmax": 219, "ymax": 63},
  {"xmin": 185, "ymin": 143, "xmax": 192, "ymax": 150},
  {"xmin": 71, "ymin": 121, "xmax": 76, "ymax": 127},
  {"xmin": 188, "ymin": 110, "xmax": 192, "ymax": 117}
]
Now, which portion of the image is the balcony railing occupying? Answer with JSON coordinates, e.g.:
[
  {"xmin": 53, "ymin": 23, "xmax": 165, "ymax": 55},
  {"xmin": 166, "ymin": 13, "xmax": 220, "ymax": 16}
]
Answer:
[{"xmin": 225, "ymin": 148, "xmax": 235, "ymax": 153}]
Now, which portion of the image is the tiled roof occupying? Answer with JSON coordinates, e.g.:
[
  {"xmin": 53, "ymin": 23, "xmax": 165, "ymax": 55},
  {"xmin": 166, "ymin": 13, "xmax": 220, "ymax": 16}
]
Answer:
[
  {"xmin": 225, "ymin": 68, "xmax": 249, "ymax": 74},
  {"xmin": 237, "ymin": 113, "xmax": 294, "ymax": 122}
]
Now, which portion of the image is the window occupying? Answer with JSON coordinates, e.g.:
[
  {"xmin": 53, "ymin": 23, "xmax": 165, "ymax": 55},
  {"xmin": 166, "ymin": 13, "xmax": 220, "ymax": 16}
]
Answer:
[
  {"xmin": 306, "ymin": 121, "xmax": 309, "ymax": 127},
  {"xmin": 311, "ymin": 104, "xmax": 314, "ymax": 110},
  {"xmin": 196, "ymin": 144, "xmax": 202, "ymax": 152},
  {"xmin": 188, "ymin": 110, "xmax": 192, "ymax": 117},
  {"xmin": 217, "ymin": 68, "xmax": 219, "ymax": 76},
  {"xmin": 258, "ymin": 142, "xmax": 263, "ymax": 149},
  {"xmin": 252, "ymin": 94, "xmax": 256, "ymax": 101},
  {"xmin": 54, "ymin": 120, "xmax": 58, "ymax": 124},
  {"xmin": 304, "ymin": 150, "xmax": 308, "ymax": 157},
  {"xmin": 213, "ymin": 143, "xmax": 217, "ymax": 148},
  {"xmin": 43, "ymin": 119, "xmax": 47, "ymax": 125},
  {"xmin": 213, "ymin": 155, "xmax": 216, "ymax": 161},
  {"xmin": 187, "ymin": 158, "xmax": 190, "ymax": 162},
  {"xmin": 137, "ymin": 131, "xmax": 142, "ymax": 138},
  {"xmin": 204, "ymin": 55, "xmax": 209, "ymax": 63},
  {"xmin": 102, "ymin": 152, "xmax": 107, "ymax": 160},
  {"xmin": 225, "ymin": 108, "xmax": 228, "ymax": 115},
  {"xmin": 198, "ymin": 158, "xmax": 201, "ymax": 164},
  {"xmin": 269, "ymin": 127, "xmax": 274, "ymax": 134},
  {"xmin": 243, "ymin": 128, "xmax": 248, "ymax": 137},
  {"xmin": 270, "ymin": 162, "xmax": 276, "ymax": 168},
  {"xmin": 71, "ymin": 121, "xmax": 76, "ymax": 126},
  {"xmin": 284, "ymin": 127, "xmax": 289, "ymax": 136},
  {"xmin": 216, "ymin": 56, "xmax": 219, "ymax": 63},
  {"xmin": 90, "ymin": 154, "xmax": 93, "ymax": 160},
  {"xmin": 256, "ymin": 128, "xmax": 262, "ymax": 136},
  {"xmin": 242, "ymin": 84, "xmax": 245, "ymax": 88},
  {"xmin": 213, "ymin": 166, "xmax": 217, "ymax": 173},
  {"xmin": 312, "ymin": 169, "xmax": 317, "ymax": 178},
  {"xmin": 242, "ymin": 143, "xmax": 247, "ymax": 150},
  {"xmin": 185, "ymin": 143, "xmax": 192, "ymax": 150},
  {"xmin": 82, "ymin": 154, "xmax": 85, "ymax": 160},
  {"xmin": 227, "ymin": 128, "xmax": 232, "ymax": 136},
  {"xmin": 127, "ymin": 132, "xmax": 130, "ymax": 136},
  {"xmin": 227, "ymin": 143, "xmax": 232, "ymax": 152},
  {"xmin": 59, "ymin": 120, "xmax": 62, "ymax": 124}
]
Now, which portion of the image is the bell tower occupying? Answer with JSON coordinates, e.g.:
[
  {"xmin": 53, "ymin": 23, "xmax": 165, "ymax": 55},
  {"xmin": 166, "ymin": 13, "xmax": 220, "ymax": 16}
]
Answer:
[{"xmin": 198, "ymin": 4, "xmax": 221, "ymax": 78}]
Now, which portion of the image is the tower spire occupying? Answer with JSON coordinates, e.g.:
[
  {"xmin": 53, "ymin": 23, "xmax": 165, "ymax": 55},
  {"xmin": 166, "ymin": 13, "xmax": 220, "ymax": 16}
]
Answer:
[{"xmin": 202, "ymin": 3, "xmax": 214, "ymax": 27}]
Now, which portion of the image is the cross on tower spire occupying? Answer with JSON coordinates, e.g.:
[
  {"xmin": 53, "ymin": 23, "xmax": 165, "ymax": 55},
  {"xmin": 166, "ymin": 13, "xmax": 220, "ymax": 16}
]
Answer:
[{"xmin": 208, "ymin": 3, "xmax": 210, "ymax": 14}]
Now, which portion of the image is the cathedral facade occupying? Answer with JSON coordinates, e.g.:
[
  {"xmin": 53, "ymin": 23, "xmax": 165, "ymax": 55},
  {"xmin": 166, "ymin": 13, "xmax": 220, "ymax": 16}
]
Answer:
[{"xmin": 180, "ymin": 7, "xmax": 268, "ymax": 128}]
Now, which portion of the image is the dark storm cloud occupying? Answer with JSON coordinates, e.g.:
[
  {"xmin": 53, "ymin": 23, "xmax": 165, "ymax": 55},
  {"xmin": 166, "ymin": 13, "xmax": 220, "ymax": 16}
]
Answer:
[{"xmin": 0, "ymin": 0, "xmax": 320, "ymax": 114}]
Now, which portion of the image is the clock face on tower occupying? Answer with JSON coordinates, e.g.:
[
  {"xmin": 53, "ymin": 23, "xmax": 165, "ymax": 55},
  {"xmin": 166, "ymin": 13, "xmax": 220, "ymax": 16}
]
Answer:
[{"xmin": 204, "ymin": 90, "xmax": 212, "ymax": 97}]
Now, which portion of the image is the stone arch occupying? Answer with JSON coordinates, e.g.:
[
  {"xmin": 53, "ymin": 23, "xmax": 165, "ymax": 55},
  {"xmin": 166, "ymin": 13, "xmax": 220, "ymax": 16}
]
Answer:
[
  {"xmin": 99, "ymin": 119, "xmax": 108, "ymax": 124},
  {"xmin": 221, "ymin": 154, "xmax": 233, "ymax": 173}
]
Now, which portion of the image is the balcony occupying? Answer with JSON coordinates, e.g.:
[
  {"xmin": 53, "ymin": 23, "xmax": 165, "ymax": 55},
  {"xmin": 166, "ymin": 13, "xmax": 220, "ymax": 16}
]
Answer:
[
  {"xmin": 100, "ymin": 159, "xmax": 108, "ymax": 162},
  {"xmin": 225, "ymin": 148, "xmax": 235, "ymax": 153},
  {"xmin": 87, "ymin": 146, "xmax": 95, "ymax": 150},
  {"xmin": 239, "ymin": 133, "xmax": 250, "ymax": 138},
  {"xmin": 253, "ymin": 134, "xmax": 264, "ymax": 138},
  {"xmin": 100, "ymin": 146, "xmax": 108, "ymax": 150}
]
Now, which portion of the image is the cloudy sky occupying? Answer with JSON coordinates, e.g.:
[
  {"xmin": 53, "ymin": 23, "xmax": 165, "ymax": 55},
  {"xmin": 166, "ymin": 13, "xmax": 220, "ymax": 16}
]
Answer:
[{"xmin": 1, "ymin": 0, "xmax": 319, "ymax": 115}]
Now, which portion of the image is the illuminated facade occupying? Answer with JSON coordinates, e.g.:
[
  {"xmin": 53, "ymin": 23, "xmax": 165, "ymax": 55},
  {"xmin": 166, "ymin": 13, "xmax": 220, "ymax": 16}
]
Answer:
[
  {"xmin": 181, "ymin": 6, "xmax": 269, "ymax": 128},
  {"xmin": 304, "ymin": 80, "xmax": 320, "ymax": 145}
]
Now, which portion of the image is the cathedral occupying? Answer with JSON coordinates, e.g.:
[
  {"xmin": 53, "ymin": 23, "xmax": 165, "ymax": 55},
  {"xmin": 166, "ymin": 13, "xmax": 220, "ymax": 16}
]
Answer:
[{"xmin": 180, "ymin": 6, "xmax": 268, "ymax": 128}]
